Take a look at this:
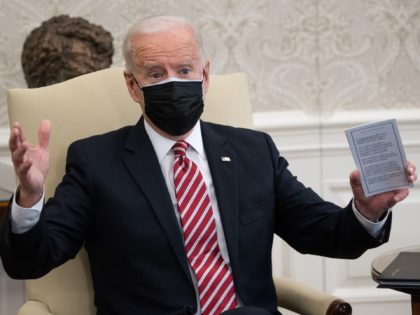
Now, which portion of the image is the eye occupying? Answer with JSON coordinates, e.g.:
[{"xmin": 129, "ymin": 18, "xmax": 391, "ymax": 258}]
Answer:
[
  {"xmin": 150, "ymin": 72, "xmax": 162, "ymax": 79},
  {"xmin": 180, "ymin": 68, "xmax": 190, "ymax": 75}
]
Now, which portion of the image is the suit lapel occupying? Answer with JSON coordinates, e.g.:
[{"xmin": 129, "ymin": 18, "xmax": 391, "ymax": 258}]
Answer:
[
  {"xmin": 122, "ymin": 120, "xmax": 240, "ymax": 285},
  {"xmin": 122, "ymin": 119, "xmax": 192, "ymax": 282},
  {"xmin": 201, "ymin": 122, "xmax": 240, "ymax": 274}
]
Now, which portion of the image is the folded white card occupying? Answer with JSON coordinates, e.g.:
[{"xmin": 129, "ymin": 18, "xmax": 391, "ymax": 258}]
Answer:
[{"xmin": 345, "ymin": 119, "xmax": 412, "ymax": 197}]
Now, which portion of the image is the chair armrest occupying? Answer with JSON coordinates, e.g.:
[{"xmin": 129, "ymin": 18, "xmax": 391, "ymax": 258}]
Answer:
[
  {"xmin": 18, "ymin": 300, "xmax": 54, "ymax": 315},
  {"xmin": 274, "ymin": 276, "xmax": 352, "ymax": 315}
]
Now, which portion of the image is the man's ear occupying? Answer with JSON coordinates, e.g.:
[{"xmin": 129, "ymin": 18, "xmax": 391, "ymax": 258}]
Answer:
[
  {"xmin": 203, "ymin": 60, "xmax": 210, "ymax": 95},
  {"xmin": 124, "ymin": 70, "xmax": 143, "ymax": 104}
]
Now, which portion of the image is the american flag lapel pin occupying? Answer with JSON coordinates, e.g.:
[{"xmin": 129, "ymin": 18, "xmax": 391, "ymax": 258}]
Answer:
[{"xmin": 221, "ymin": 156, "xmax": 231, "ymax": 162}]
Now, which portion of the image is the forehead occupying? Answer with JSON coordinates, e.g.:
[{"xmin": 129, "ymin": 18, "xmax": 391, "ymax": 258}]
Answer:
[{"xmin": 130, "ymin": 28, "xmax": 201, "ymax": 69}]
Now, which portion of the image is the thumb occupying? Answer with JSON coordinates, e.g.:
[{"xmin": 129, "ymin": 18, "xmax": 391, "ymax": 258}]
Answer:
[
  {"xmin": 349, "ymin": 169, "xmax": 361, "ymax": 187},
  {"xmin": 349, "ymin": 169, "xmax": 366, "ymax": 200},
  {"xmin": 38, "ymin": 120, "xmax": 51, "ymax": 149}
]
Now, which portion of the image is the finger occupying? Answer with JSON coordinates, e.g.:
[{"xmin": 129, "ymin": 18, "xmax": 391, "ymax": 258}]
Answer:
[
  {"xmin": 15, "ymin": 159, "xmax": 33, "ymax": 180},
  {"xmin": 409, "ymin": 172, "xmax": 418, "ymax": 183},
  {"xmin": 405, "ymin": 160, "xmax": 417, "ymax": 183},
  {"xmin": 349, "ymin": 169, "xmax": 361, "ymax": 187},
  {"xmin": 9, "ymin": 125, "xmax": 22, "ymax": 152},
  {"xmin": 349, "ymin": 169, "xmax": 369, "ymax": 201},
  {"xmin": 14, "ymin": 122, "xmax": 27, "ymax": 143},
  {"xmin": 406, "ymin": 160, "xmax": 416, "ymax": 174},
  {"xmin": 393, "ymin": 188, "xmax": 409, "ymax": 204},
  {"xmin": 9, "ymin": 122, "xmax": 30, "ymax": 153},
  {"xmin": 406, "ymin": 160, "xmax": 415, "ymax": 169},
  {"xmin": 38, "ymin": 120, "xmax": 51, "ymax": 149},
  {"xmin": 349, "ymin": 170, "xmax": 364, "ymax": 193},
  {"xmin": 11, "ymin": 141, "xmax": 29, "ymax": 167}
]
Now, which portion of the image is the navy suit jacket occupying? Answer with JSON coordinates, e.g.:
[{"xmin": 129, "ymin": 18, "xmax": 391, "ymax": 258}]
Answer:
[{"xmin": 0, "ymin": 119, "xmax": 390, "ymax": 315}]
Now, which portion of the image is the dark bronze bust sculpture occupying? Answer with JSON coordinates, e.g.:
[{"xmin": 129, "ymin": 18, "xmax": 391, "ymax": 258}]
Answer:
[{"xmin": 21, "ymin": 15, "xmax": 114, "ymax": 88}]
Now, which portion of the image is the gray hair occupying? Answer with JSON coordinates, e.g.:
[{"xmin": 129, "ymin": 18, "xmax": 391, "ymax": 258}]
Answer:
[{"xmin": 122, "ymin": 16, "xmax": 205, "ymax": 72}]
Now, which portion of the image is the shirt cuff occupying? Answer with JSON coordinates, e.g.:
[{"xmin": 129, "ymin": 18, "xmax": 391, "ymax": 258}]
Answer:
[
  {"xmin": 11, "ymin": 187, "xmax": 44, "ymax": 234},
  {"xmin": 352, "ymin": 198, "xmax": 390, "ymax": 239}
]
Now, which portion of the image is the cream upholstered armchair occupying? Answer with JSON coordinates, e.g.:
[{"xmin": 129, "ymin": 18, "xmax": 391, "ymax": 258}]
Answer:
[{"xmin": 7, "ymin": 68, "xmax": 351, "ymax": 315}]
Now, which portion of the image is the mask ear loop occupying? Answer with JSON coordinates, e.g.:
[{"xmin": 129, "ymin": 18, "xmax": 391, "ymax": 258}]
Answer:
[
  {"xmin": 201, "ymin": 69, "xmax": 205, "ymax": 82},
  {"xmin": 131, "ymin": 74, "xmax": 143, "ymax": 91}
]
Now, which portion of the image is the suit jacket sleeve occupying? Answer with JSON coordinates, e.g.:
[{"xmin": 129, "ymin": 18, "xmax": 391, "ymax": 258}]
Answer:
[
  {"xmin": 0, "ymin": 141, "xmax": 94, "ymax": 279},
  {"xmin": 265, "ymin": 133, "xmax": 391, "ymax": 259}
]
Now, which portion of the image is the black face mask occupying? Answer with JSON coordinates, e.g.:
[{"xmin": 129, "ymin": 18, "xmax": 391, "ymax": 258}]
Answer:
[{"xmin": 135, "ymin": 78, "xmax": 204, "ymax": 136}]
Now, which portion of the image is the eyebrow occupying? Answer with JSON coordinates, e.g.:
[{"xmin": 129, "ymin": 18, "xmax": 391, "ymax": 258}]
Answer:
[
  {"xmin": 177, "ymin": 63, "xmax": 195, "ymax": 68},
  {"xmin": 141, "ymin": 58, "xmax": 200, "ymax": 70},
  {"xmin": 141, "ymin": 63, "xmax": 163, "ymax": 70}
]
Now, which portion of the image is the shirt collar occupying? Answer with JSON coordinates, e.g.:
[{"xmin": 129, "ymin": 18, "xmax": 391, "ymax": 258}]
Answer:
[{"xmin": 144, "ymin": 118, "xmax": 205, "ymax": 162}]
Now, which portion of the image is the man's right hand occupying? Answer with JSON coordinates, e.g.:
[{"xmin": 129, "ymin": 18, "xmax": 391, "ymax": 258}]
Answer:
[{"xmin": 9, "ymin": 120, "xmax": 51, "ymax": 208}]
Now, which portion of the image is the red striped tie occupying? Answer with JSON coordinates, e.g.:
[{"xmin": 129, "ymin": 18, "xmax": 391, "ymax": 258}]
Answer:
[{"xmin": 173, "ymin": 140, "xmax": 237, "ymax": 315}]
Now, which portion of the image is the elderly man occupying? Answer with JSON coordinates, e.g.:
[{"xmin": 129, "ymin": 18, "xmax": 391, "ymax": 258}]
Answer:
[{"xmin": 1, "ymin": 16, "xmax": 417, "ymax": 315}]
